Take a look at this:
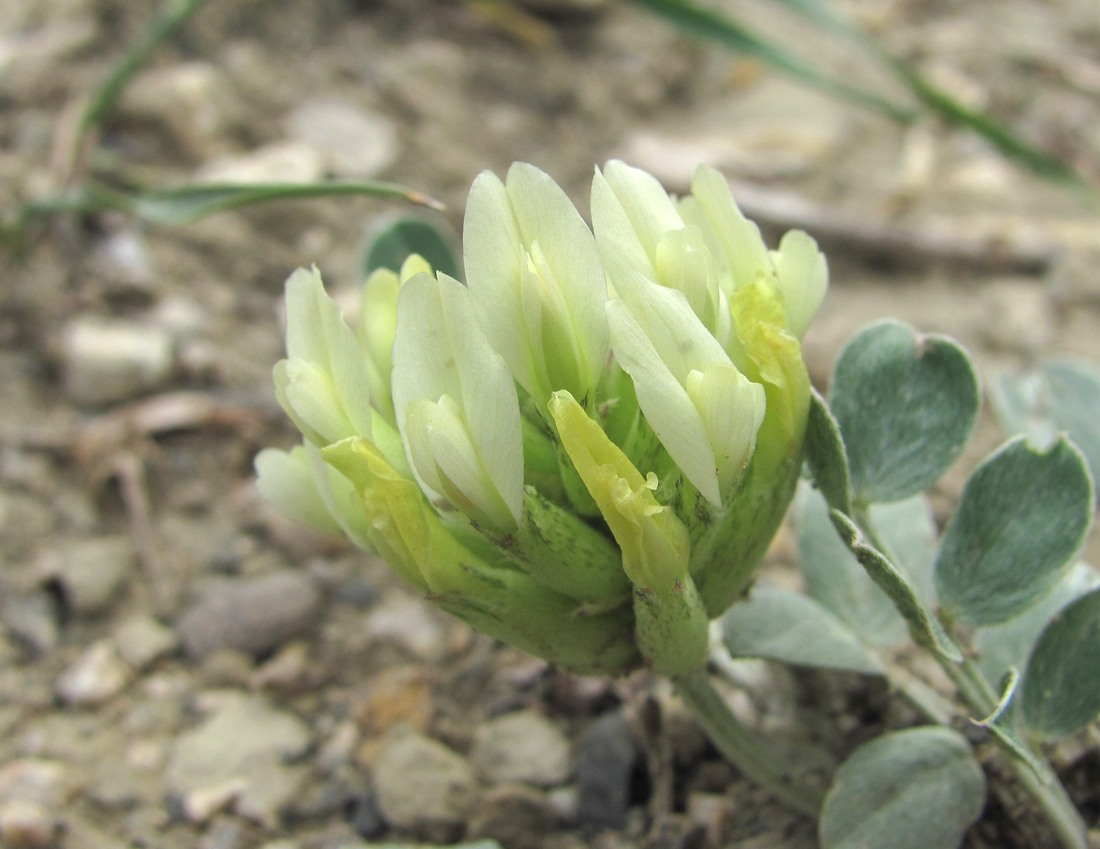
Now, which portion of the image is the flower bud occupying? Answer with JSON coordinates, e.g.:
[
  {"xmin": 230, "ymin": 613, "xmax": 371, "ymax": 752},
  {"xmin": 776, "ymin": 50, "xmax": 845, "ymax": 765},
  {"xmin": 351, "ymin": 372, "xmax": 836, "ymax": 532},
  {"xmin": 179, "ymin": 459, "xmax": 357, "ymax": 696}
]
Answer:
[
  {"xmin": 464, "ymin": 163, "xmax": 609, "ymax": 417},
  {"xmin": 391, "ymin": 270, "xmax": 523, "ymax": 533},
  {"xmin": 273, "ymin": 267, "xmax": 375, "ymax": 447},
  {"xmin": 592, "ymin": 162, "xmax": 825, "ymax": 616},
  {"xmin": 607, "ymin": 271, "xmax": 764, "ymax": 506},
  {"xmin": 355, "ymin": 254, "xmax": 431, "ymax": 424},
  {"xmin": 549, "ymin": 390, "xmax": 709, "ymax": 674}
]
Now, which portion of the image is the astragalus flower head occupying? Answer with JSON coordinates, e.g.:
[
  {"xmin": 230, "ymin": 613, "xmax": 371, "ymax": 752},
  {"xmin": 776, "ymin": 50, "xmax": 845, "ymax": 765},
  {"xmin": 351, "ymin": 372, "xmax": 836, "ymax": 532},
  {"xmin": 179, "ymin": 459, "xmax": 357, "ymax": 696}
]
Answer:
[{"xmin": 257, "ymin": 161, "xmax": 827, "ymax": 676}]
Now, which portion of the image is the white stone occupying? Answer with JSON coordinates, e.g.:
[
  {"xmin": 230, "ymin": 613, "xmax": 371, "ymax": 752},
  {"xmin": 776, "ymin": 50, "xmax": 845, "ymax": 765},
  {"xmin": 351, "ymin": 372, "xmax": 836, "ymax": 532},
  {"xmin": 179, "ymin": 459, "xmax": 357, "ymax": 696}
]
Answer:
[
  {"xmin": 285, "ymin": 98, "xmax": 399, "ymax": 178},
  {"xmin": 364, "ymin": 594, "xmax": 447, "ymax": 660},
  {"xmin": 0, "ymin": 799, "xmax": 57, "ymax": 848},
  {"xmin": 371, "ymin": 731, "xmax": 479, "ymax": 841},
  {"xmin": 166, "ymin": 695, "xmax": 312, "ymax": 823},
  {"xmin": 55, "ymin": 640, "xmax": 132, "ymax": 705},
  {"xmin": 472, "ymin": 710, "xmax": 572, "ymax": 787},
  {"xmin": 39, "ymin": 535, "xmax": 135, "ymax": 616},
  {"xmin": 114, "ymin": 615, "xmax": 178, "ymax": 669},
  {"xmin": 61, "ymin": 317, "xmax": 174, "ymax": 406},
  {"xmin": 195, "ymin": 141, "xmax": 324, "ymax": 185},
  {"xmin": 121, "ymin": 62, "xmax": 234, "ymax": 156}
]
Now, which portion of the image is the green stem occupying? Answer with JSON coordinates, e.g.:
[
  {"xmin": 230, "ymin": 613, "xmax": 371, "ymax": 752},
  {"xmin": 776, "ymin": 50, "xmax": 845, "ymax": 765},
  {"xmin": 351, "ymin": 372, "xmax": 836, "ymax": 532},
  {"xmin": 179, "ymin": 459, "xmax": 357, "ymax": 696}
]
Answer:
[{"xmin": 673, "ymin": 667, "xmax": 824, "ymax": 816}]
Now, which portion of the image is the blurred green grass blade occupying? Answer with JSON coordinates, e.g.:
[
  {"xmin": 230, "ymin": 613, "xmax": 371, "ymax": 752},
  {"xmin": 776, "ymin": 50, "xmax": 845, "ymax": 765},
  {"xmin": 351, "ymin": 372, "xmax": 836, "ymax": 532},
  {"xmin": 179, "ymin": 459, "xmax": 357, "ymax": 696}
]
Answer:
[
  {"xmin": 772, "ymin": 0, "xmax": 1090, "ymax": 190},
  {"xmin": 127, "ymin": 181, "xmax": 445, "ymax": 223},
  {"xmin": 20, "ymin": 180, "xmax": 444, "ymax": 228},
  {"xmin": 886, "ymin": 60, "xmax": 1086, "ymax": 188},
  {"xmin": 78, "ymin": 0, "xmax": 212, "ymax": 143},
  {"xmin": 770, "ymin": 0, "xmax": 852, "ymax": 35},
  {"xmin": 19, "ymin": 184, "xmax": 135, "ymax": 222},
  {"xmin": 625, "ymin": 0, "xmax": 916, "ymax": 122}
]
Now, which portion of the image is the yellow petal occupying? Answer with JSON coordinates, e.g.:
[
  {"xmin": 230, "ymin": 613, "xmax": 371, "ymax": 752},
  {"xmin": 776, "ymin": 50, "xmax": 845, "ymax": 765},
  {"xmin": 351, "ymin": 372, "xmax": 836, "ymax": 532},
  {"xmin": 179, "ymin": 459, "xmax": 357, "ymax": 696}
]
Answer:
[{"xmin": 548, "ymin": 391, "xmax": 690, "ymax": 593}]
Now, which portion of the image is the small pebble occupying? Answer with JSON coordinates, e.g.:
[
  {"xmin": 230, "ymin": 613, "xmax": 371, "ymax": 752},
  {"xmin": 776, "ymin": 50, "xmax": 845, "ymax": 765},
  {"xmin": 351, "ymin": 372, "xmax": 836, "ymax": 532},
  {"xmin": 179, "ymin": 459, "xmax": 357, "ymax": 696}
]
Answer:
[
  {"xmin": 179, "ymin": 779, "xmax": 246, "ymax": 823},
  {"xmin": 120, "ymin": 61, "xmax": 235, "ymax": 156},
  {"xmin": 235, "ymin": 761, "xmax": 308, "ymax": 828},
  {"xmin": 363, "ymin": 594, "xmax": 447, "ymax": 660},
  {"xmin": 114, "ymin": 615, "xmax": 179, "ymax": 669},
  {"xmin": 199, "ymin": 817, "xmax": 247, "ymax": 849},
  {"xmin": 317, "ymin": 721, "xmax": 359, "ymax": 773},
  {"xmin": 0, "ymin": 759, "xmax": 66, "ymax": 849},
  {"xmin": 126, "ymin": 740, "xmax": 167, "ymax": 773},
  {"xmin": 575, "ymin": 711, "xmax": 640, "ymax": 831},
  {"xmin": 196, "ymin": 650, "xmax": 255, "ymax": 689},
  {"xmin": 687, "ymin": 791, "xmax": 737, "ymax": 847},
  {"xmin": 92, "ymin": 230, "xmax": 155, "ymax": 291},
  {"xmin": 0, "ymin": 759, "xmax": 66, "ymax": 807},
  {"xmin": 346, "ymin": 790, "xmax": 386, "ymax": 839},
  {"xmin": 61, "ymin": 317, "xmax": 174, "ymax": 406},
  {"xmin": 251, "ymin": 641, "xmax": 311, "ymax": 691},
  {"xmin": 152, "ymin": 296, "xmax": 209, "ymax": 342},
  {"xmin": 353, "ymin": 665, "xmax": 434, "ymax": 735},
  {"xmin": 545, "ymin": 785, "xmax": 579, "ymax": 823},
  {"xmin": 979, "ymin": 281, "xmax": 1054, "ymax": 355},
  {"xmin": 176, "ymin": 571, "xmax": 322, "ymax": 660},
  {"xmin": 40, "ymin": 535, "xmax": 135, "ymax": 617},
  {"xmin": 55, "ymin": 640, "xmax": 132, "ymax": 705},
  {"xmin": 284, "ymin": 99, "xmax": 399, "ymax": 178},
  {"xmin": 0, "ymin": 799, "xmax": 58, "ymax": 848},
  {"xmin": 195, "ymin": 141, "xmax": 324, "ymax": 184},
  {"xmin": 471, "ymin": 710, "xmax": 572, "ymax": 787},
  {"xmin": 0, "ymin": 588, "xmax": 61, "ymax": 655},
  {"xmin": 166, "ymin": 694, "xmax": 312, "ymax": 824},
  {"xmin": 370, "ymin": 731, "xmax": 479, "ymax": 843},
  {"xmin": 0, "ymin": 19, "xmax": 97, "ymax": 99},
  {"xmin": 286, "ymin": 768, "xmax": 362, "ymax": 821},
  {"xmin": 467, "ymin": 784, "xmax": 560, "ymax": 849}
]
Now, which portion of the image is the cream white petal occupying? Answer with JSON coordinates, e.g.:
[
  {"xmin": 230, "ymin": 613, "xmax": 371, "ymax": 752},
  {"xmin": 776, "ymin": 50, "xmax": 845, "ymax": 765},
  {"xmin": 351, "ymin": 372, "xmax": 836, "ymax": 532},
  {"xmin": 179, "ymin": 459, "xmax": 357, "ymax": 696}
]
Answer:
[
  {"xmin": 654, "ymin": 225, "xmax": 720, "ymax": 331},
  {"xmin": 684, "ymin": 363, "xmax": 764, "ymax": 494},
  {"xmin": 357, "ymin": 266, "xmax": 401, "ymax": 419},
  {"xmin": 591, "ymin": 160, "xmax": 683, "ymax": 286},
  {"xmin": 254, "ymin": 446, "xmax": 341, "ymax": 535},
  {"xmin": 392, "ymin": 272, "xmax": 523, "ymax": 529},
  {"xmin": 465, "ymin": 164, "xmax": 608, "ymax": 407},
  {"xmin": 608, "ymin": 296, "xmax": 722, "ymax": 506},
  {"xmin": 463, "ymin": 171, "xmax": 534, "ymax": 392},
  {"xmin": 613, "ymin": 272, "xmax": 729, "ymax": 383},
  {"xmin": 403, "ymin": 396, "xmax": 516, "ymax": 531},
  {"xmin": 686, "ymin": 165, "xmax": 773, "ymax": 292},
  {"xmin": 281, "ymin": 267, "xmax": 374, "ymax": 441},
  {"xmin": 277, "ymin": 359, "xmax": 361, "ymax": 446},
  {"xmin": 770, "ymin": 230, "xmax": 828, "ymax": 339},
  {"xmin": 504, "ymin": 164, "xmax": 608, "ymax": 361}
]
